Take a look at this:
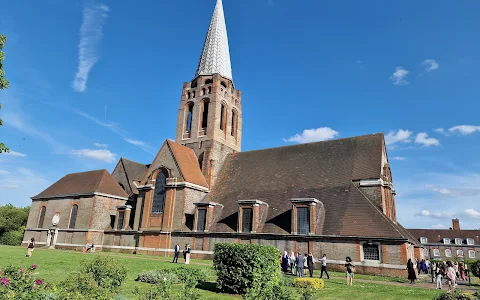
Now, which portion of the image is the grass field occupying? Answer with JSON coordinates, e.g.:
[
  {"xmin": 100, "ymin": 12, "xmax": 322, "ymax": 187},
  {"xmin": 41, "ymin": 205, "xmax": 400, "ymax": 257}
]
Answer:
[{"xmin": 0, "ymin": 246, "xmax": 454, "ymax": 299}]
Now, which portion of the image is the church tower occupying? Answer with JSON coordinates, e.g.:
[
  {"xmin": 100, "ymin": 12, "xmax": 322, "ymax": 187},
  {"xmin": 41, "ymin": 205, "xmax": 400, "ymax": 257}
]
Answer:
[{"xmin": 175, "ymin": 0, "xmax": 242, "ymax": 188}]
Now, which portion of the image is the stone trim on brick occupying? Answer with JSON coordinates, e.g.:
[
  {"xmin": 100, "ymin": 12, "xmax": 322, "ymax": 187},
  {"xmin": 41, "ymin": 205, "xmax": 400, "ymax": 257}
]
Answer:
[{"xmin": 32, "ymin": 192, "xmax": 128, "ymax": 201}]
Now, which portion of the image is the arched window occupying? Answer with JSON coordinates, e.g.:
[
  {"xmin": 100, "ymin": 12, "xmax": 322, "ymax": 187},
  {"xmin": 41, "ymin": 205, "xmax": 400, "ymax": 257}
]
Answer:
[
  {"xmin": 184, "ymin": 102, "xmax": 194, "ymax": 134},
  {"xmin": 187, "ymin": 92, "xmax": 191, "ymax": 99},
  {"xmin": 199, "ymin": 99, "xmax": 209, "ymax": 131},
  {"xmin": 198, "ymin": 152, "xmax": 205, "ymax": 171},
  {"xmin": 38, "ymin": 206, "xmax": 46, "ymax": 228},
  {"xmin": 205, "ymin": 79, "xmax": 213, "ymax": 85},
  {"xmin": 152, "ymin": 169, "xmax": 168, "ymax": 213},
  {"xmin": 208, "ymin": 86, "xmax": 212, "ymax": 94},
  {"xmin": 69, "ymin": 204, "xmax": 78, "ymax": 229},
  {"xmin": 231, "ymin": 109, "xmax": 238, "ymax": 138},
  {"xmin": 201, "ymin": 88, "xmax": 206, "ymax": 96},
  {"xmin": 221, "ymin": 81, "xmax": 227, "ymax": 88},
  {"xmin": 363, "ymin": 243, "xmax": 380, "ymax": 260},
  {"xmin": 192, "ymin": 91, "xmax": 196, "ymax": 98},
  {"xmin": 220, "ymin": 103, "xmax": 226, "ymax": 131}
]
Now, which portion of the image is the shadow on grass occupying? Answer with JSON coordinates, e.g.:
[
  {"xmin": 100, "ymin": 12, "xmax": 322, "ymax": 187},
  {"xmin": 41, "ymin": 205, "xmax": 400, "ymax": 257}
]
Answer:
[{"xmin": 196, "ymin": 281, "xmax": 219, "ymax": 293}]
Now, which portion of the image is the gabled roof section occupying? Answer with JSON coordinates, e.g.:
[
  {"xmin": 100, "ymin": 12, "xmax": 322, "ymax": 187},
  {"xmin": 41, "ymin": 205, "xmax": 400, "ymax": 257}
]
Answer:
[
  {"xmin": 112, "ymin": 157, "xmax": 149, "ymax": 195},
  {"xmin": 195, "ymin": 0, "xmax": 233, "ymax": 80},
  {"xmin": 166, "ymin": 140, "xmax": 208, "ymax": 188},
  {"xmin": 141, "ymin": 140, "xmax": 208, "ymax": 188},
  {"xmin": 33, "ymin": 169, "xmax": 128, "ymax": 200}
]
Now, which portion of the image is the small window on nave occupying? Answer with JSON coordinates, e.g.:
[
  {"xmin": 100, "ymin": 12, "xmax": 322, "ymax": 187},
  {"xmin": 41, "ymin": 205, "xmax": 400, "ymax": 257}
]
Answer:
[
  {"xmin": 363, "ymin": 243, "xmax": 380, "ymax": 261},
  {"xmin": 38, "ymin": 206, "xmax": 46, "ymax": 228}
]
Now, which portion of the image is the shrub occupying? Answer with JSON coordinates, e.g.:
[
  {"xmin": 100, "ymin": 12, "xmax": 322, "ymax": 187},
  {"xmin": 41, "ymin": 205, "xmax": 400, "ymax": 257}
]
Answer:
[
  {"xmin": 470, "ymin": 260, "xmax": 480, "ymax": 278},
  {"xmin": 0, "ymin": 228, "xmax": 24, "ymax": 246},
  {"xmin": 133, "ymin": 280, "xmax": 175, "ymax": 300},
  {"xmin": 243, "ymin": 282, "xmax": 295, "ymax": 300},
  {"xmin": 293, "ymin": 278, "xmax": 325, "ymax": 290},
  {"xmin": 81, "ymin": 256, "xmax": 127, "ymax": 290},
  {"xmin": 214, "ymin": 243, "xmax": 280, "ymax": 295},
  {"xmin": 299, "ymin": 287, "xmax": 315, "ymax": 300},
  {"xmin": 136, "ymin": 270, "xmax": 179, "ymax": 284},
  {"xmin": 0, "ymin": 264, "xmax": 50, "ymax": 300},
  {"xmin": 433, "ymin": 289, "xmax": 475, "ymax": 300}
]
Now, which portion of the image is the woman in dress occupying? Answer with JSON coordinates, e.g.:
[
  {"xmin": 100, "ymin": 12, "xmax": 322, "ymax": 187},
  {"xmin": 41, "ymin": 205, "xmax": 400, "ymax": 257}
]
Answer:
[
  {"xmin": 407, "ymin": 258, "xmax": 417, "ymax": 284},
  {"xmin": 184, "ymin": 244, "xmax": 191, "ymax": 264},
  {"xmin": 290, "ymin": 251, "xmax": 296, "ymax": 275},
  {"xmin": 281, "ymin": 251, "xmax": 289, "ymax": 273},
  {"xmin": 446, "ymin": 261, "xmax": 456, "ymax": 293}
]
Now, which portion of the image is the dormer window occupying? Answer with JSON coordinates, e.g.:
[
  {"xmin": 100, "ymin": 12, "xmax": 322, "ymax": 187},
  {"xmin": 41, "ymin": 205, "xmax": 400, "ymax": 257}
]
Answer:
[
  {"xmin": 193, "ymin": 202, "xmax": 223, "ymax": 233},
  {"xmin": 114, "ymin": 205, "xmax": 132, "ymax": 231},
  {"xmin": 455, "ymin": 238, "xmax": 462, "ymax": 245},
  {"xmin": 420, "ymin": 237, "xmax": 427, "ymax": 244},
  {"xmin": 237, "ymin": 200, "xmax": 268, "ymax": 233},
  {"xmin": 467, "ymin": 238, "xmax": 474, "ymax": 245},
  {"xmin": 291, "ymin": 198, "xmax": 321, "ymax": 235},
  {"xmin": 443, "ymin": 238, "xmax": 450, "ymax": 244}
]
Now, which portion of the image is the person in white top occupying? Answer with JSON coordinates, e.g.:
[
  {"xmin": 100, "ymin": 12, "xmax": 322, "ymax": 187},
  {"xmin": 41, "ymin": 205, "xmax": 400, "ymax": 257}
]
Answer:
[
  {"xmin": 173, "ymin": 244, "xmax": 180, "ymax": 263},
  {"xmin": 290, "ymin": 251, "xmax": 296, "ymax": 275},
  {"xmin": 446, "ymin": 261, "xmax": 456, "ymax": 293},
  {"xmin": 319, "ymin": 254, "xmax": 330, "ymax": 279}
]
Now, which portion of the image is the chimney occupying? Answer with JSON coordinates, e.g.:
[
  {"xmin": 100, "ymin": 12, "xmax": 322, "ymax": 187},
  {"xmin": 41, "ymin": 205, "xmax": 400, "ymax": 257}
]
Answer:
[{"xmin": 452, "ymin": 218, "xmax": 460, "ymax": 230}]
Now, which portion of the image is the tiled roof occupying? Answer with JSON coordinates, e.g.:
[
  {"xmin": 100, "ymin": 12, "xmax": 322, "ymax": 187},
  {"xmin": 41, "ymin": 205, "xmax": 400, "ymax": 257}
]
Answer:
[
  {"xmin": 207, "ymin": 133, "xmax": 412, "ymax": 240},
  {"xmin": 33, "ymin": 169, "xmax": 128, "ymax": 199},
  {"xmin": 113, "ymin": 157, "xmax": 149, "ymax": 195},
  {"xmin": 408, "ymin": 229, "xmax": 480, "ymax": 244},
  {"xmin": 167, "ymin": 140, "xmax": 208, "ymax": 188}
]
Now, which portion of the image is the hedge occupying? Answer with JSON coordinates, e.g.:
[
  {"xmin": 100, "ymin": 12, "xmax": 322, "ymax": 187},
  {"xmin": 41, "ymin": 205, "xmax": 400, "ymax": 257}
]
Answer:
[
  {"xmin": 213, "ymin": 243, "xmax": 280, "ymax": 295},
  {"xmin": 293, "ymin": 278, "xmax": 325, "ymax": 290}
]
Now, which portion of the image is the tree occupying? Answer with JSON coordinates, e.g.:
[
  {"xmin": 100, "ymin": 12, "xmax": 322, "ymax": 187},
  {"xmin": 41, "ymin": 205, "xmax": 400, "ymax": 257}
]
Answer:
[
  {"xmin": 0, "ymin": 204, "xmax": 29, "ymax": 246},
  {"xmin": 0, "ymin": 34, "xmax": 10, "ymax": 154}
]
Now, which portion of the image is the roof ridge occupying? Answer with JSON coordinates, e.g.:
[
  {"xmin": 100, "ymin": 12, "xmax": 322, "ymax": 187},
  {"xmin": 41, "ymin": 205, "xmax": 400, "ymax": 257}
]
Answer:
[{"xmin": 236, "ymin": 133, "xmax": 384, "ymax": 155}]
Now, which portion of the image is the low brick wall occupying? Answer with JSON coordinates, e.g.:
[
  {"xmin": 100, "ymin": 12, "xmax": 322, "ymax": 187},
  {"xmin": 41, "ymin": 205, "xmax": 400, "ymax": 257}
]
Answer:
[{"xmin": 327, "ymin": 263, "xmax": 405, "ymax": 277}]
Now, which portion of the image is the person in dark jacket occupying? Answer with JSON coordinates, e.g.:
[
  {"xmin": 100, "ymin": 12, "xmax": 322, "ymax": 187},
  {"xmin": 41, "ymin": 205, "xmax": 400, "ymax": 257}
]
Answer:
[
  {"xmin": 307, "ymin": 252, "xmax": 315, "ymax": 277},
  {"xmin": 407, "ymin": 258, "xmax": 417, "ymax": 284}
]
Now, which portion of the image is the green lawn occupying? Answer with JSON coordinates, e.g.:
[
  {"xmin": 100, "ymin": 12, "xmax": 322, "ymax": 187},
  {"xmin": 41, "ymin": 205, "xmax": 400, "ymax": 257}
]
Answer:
[{"xmin": 0, "ymin": 246, "xmax": 450, "ymax": 299}]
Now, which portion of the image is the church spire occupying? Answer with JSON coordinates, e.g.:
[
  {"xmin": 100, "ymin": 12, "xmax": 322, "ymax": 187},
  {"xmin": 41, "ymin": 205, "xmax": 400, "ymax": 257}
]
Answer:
[{"xmin": 195, "ymin": 0, "xmax": 233, "ymax": 80}]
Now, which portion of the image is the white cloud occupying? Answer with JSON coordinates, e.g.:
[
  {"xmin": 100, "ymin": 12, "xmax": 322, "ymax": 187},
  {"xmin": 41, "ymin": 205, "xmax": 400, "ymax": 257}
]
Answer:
[
  {"xmin": 432, "ymin": 224, "xmax": 447, "ymax": 229},
  {"xmin": 124, "ymin": 139, "xmax": 146, "ymax": 147},
  {"xmin": 283, "ymin": 127, "xmax": 339, "ymax": 144},
  {"xmin": 356, "ymin": 60, "xmax": 363, "ymax": 64},
  {"xmin": 392, "ymin": 156, "xmax": 407, "ymax": 161},
  {"xmin": 415, "ymin": 132, "xmax": 440, "ymax": 147},
  {"xmin": 72, "ymin": 4, "xmax": 110, "ymax": 93},
  {"xmin": 434, "ymin": 128, "xmax": 449, "ymax": 136},
  {"xmin": 422, "ymin": 59, "xmax": 439, "ymax": 72},
  {"xmin": 71, "ymin": 149, "xmax": 117, "ymax": 163},
  {"xmin": 385, "ymin": 129, "xmax": 412, "ymax": 145},
  {"xmin": 17, "ymin": 167, "xmax": 34, "ymax": 177},
  {"xmin": 414, "ymin": 209, "xmax": 453, "ymax": 219},
  {"xmin": 426, "ymin": 184, "xmax": 480, "ymax": 197},
  {"xmin": 448, "ymin": 125, "xmax": 480, "ymax": 135},
  {"xmin": 464, "ymin": 209, "xmax": 480, "ymax": 219},
  {"xmin": 0, "ymin": 170, "xmax": 10, "ymax": 175},
  {"xmin": 2, "ymin": 150, "xmax": 27, "ymax": 157},
  {"xmin": 94, "ymin": 143, "xmax": 108, "ymax": 148},
  {"xmin": 0, "ymin": 184, "xmax": 19, "ymax": 189},
  {"xmin": 390, "ymin": 67, "xmax": 409, "ymax": 85}
]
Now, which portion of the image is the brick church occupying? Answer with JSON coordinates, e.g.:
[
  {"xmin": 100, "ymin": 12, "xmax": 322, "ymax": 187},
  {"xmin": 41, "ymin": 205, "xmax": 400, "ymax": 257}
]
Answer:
[{"xmin": 23, "ymin": 0, "xmax": 419, "ymax": 275}]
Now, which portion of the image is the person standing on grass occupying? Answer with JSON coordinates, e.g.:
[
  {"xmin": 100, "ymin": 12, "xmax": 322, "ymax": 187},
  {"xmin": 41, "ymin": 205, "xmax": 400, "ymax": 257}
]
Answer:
[
  {"xmin": 290, "ymin": 251, "xmax": 296, "ymax": 275},
  {"xmin": 407, "ymin": 258, "xmax": 416, "ymax": 284},
  {"xmin": 26, "ymin": 238, "xmax": 35, "ymax": 257},
  {"xmin": 416, "ymin": 258, "xmax": 421, "ymax": 275},
  {"xmin": 281, "ymin": 251, "xmax": 290, "ymax": 273},
  {"xmin": 307, "ymin": 252, "xmax": 315, "ymax": 277},
  {"xmin": 435, "ymin": 263, "xmax": 443, "ymax": 289},
  {"xmin": 173, "ymin": 244, "xmax": 180, "ymax": 263},
  {"xmin": 184, "ymin": 244, "xmax": 191, "ymax": 264},
  {"xmin": 319, "ymin": 254, "xmax": 330, "ymax": 279},
  {"xmin": 296, "ymin": 252, "xmax": 305, "ymax": 277},
  {"xmin": 345, "ymin": 256, "xmax": 355, "ymax": 286},
  {"xmin": 446, "ymin": 261, "xmax": 456, "ymax": 293}
]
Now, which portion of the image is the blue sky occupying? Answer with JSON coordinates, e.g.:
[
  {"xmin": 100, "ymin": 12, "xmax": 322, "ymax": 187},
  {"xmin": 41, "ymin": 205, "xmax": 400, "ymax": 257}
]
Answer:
[{"xmin": 0, "ymin": 0, "xmax": 479, "ymax": 229}]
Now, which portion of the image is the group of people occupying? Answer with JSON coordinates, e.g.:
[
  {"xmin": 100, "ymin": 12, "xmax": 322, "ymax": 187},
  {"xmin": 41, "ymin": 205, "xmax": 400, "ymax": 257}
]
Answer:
[
  {"xmin": 407, "ymin": 258, "xmax": 469, "ymax": 293},
  {"xmin": 280, "ymin": 252, "xmax": 356, "ymax": 285},
  {"xmin": 172, "ymin": 244, "xmax": 191, "ymax": 264}
]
